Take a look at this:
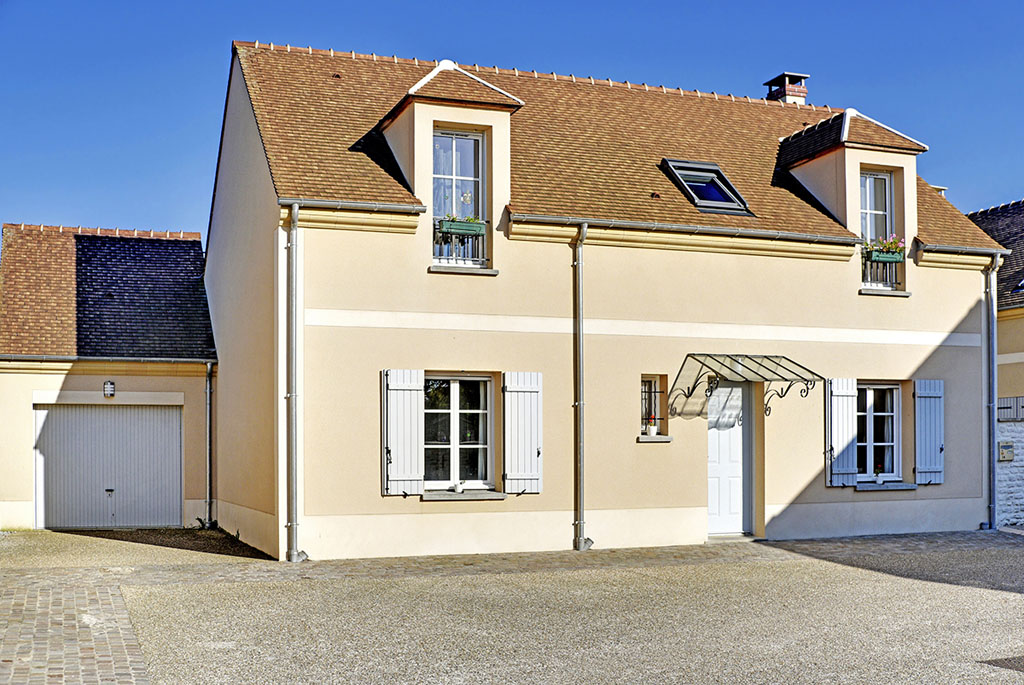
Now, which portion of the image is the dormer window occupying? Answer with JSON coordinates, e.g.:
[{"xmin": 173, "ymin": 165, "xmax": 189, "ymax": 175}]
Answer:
[
  {"xmin": 662, "ymin": 159, "xmax": 750, "ymax": 214},
  {"xmin": 860, "ymin": 171, "xmax": 892, "ymax": 242},
  {"xmin": 433, "ymin": 131, "xmax": 487, "ymax": 266}
]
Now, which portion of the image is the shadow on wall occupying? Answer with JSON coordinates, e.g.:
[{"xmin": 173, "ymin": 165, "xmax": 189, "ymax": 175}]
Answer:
[{"xmin": 671, "ymin": 299, "xmax": 991, "ymax": 545}]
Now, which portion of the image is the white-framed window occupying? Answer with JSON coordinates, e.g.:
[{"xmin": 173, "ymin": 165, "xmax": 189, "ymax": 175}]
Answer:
[
  {"xmin": 432, "ymin": 130, "xmax": 487, "ymax": 266},
  {"xmin": 856, "ymin": 384, "xmax": 901, "ymax": 481},
  {"xmin": 860, "ymin": 171, "xmax": 892, "ymax": 243},
  {"xmin": 424, "ymin": 376, "xmax": 493, "ymax": 490}
]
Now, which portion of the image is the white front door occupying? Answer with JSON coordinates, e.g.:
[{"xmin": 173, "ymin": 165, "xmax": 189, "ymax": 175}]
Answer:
[{"xmin": 707, "ymin": 384, "xmax": 747, "ymax": 535}]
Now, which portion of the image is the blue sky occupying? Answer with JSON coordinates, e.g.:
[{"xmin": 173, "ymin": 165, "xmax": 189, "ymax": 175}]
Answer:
[{"xmin": 1, "ymin": 1, "xmax": 1021, "ymax": 243}]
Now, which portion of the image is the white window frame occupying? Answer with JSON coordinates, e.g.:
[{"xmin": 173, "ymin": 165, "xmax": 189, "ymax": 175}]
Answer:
[
  {"xmin": 860, "ymin": 171, "xmax": 893, "ymax": 243},
  {"xmin": 424, "ymin": 375, "xmax": 494, "ymax": 491},
  {"xmin": 856, "ymin": 383, "xmax": 901, "ymax": 482},
  {"xmin": 432, "ymin": 130, "xmax": 487, "ymax": 267}
]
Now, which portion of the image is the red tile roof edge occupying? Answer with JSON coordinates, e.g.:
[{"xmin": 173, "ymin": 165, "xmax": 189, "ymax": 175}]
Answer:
[
  {"xmin": 2, "ymin": 224, "xmax": 202, "ymax": 241},
  {"xmin": 231, "ymin": 40, "xmax": 843, "ymax": 114}
]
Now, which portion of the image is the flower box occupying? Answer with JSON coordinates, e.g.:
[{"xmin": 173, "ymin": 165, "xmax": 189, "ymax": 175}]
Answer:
[
  {"xmin": 437, "ymin": 220, "xmax": 485, "ymax": 236},
  {"xmin": 865, "ymin": 249, "xmax": 904, "ymax": 263}
]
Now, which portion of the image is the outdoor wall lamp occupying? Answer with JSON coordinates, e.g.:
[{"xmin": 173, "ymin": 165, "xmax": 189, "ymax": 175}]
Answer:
[{"xmin": 103, "ymin": 380, "xmax": 115, "ymax": 398}]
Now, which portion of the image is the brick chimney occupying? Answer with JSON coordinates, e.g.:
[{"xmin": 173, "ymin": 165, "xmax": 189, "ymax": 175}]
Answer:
[{"xmin": 764, "ymin": 72, "xmax": 809, "ymax": 105}]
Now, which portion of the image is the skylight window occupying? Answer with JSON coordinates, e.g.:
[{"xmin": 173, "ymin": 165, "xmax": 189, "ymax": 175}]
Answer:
[{"xmin": 662, "ymin": 159, "xmax": 750, "ymax": 214}]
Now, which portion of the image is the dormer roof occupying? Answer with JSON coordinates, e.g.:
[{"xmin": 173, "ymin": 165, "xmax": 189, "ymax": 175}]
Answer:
[
  {"xmin": 407, "ymin": 59, "xmax": 523, "ymax": 109},
  {"xmin": 778, "ymin": 108, "xmax": 927, "ymax": 168}
]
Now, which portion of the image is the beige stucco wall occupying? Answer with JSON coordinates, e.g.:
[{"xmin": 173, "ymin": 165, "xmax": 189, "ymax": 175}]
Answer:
[
  {"xmin": 205, "ymin": 55, "xmax": 282, "ymax": 555},
  {"xmin": 292, "ymin": 197, "xmax": 989, "ymax": 557},
  {"xmin": 0, "ymin": 361, "xmax": 209, "ymax": 529},
  {"xmin": 997, "ymin": 311, "xmax": 1024, "ymax": 397}
]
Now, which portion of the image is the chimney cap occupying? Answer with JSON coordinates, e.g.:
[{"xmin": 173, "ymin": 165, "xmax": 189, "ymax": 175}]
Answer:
[{"xmin": 763, "ymin": 72, "xmax": 810, "ymax": 88}]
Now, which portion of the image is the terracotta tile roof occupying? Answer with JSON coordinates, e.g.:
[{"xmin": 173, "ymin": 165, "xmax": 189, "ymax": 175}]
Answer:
[
  {"xmin": 410, "ymin": 67, "xmax": 522, "ymax": 108},
  {"xmin": 846, "ymin": 116, "xmax": 927, "ymax": 152},
  {"xmin": 967, "ymin": 201, "xmax": 1024, "ymax": 308},
  {"xmin": 0, "ymin": 224, "xmax": 216, "ymax": 359},
  {"xmin": 917, "ymin": 180, "xmax": 1003, "ymax": 252},
  {"xmin": 232, "ymin": 41, "xmax": 994, "ymax": 250},
  {"xmin": 777, "ymin": 110, "xmax": 926, "ymax": 169}
]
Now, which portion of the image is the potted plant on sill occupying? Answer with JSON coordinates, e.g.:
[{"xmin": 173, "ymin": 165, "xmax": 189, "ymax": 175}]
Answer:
[
  {"xmin": 646, "ymin": 414, "xmax": 658, "ymax": 437},
  {"xmin": 437, "ymin": 214, "xmax": 485, "ymax": 236},
  {"xmin": 864, "ymin": 234, "xmax": 906, "ymax": 263},
  {"xmin": 874, "ymin": 468, "xmax": 885, "ymax": 485}
]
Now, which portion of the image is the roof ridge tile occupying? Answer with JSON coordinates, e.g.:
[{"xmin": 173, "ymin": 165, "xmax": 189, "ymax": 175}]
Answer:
[
  {"xmin": 967, "ymin": 199, "xmax": 1024, "ymax": 217},
  {"xmin": 2, "ymin": 223, "xmax": 201, "ymax": 241},
  {"xmin": 231, "ymin": 40, "xmax": 842, "ymax": 112}
]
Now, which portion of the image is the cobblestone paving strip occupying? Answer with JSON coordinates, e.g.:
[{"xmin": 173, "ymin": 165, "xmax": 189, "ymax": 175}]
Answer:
[{"xmin": 0, "ymin": 585, "xmax": 148, "ymax": 684}]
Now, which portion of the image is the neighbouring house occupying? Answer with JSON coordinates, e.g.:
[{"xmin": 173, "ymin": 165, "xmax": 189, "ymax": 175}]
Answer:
[
  {"xmin": 0, "ymin": 224, "xmax": 216, "ymax": 531},
  {"xmin": 968, "ymin": 200, "xmax": 1024, "ymax": 525},
  {"xmin": 206, "ymin": 41, "xmax": 1006, "ymax": 561}
]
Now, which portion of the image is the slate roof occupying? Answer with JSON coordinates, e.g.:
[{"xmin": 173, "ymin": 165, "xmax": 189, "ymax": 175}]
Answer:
[
  {"xmin": 0, "ymin": 224, "xmax": 216, "ymax": 359},
  {"xmin": 231, "ymin": 41, "xmax": 999, "ymax": 250},
  {"xmin": 968, "ymin": 201, "xmax": 1024, "ymax": 309}
]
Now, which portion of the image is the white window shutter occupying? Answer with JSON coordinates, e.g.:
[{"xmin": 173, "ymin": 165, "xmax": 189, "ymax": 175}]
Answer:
[
  {"xmin": 382, "ymin": 369, "xmax": 425, "ymax": 496},
  {"xmin": 828, "ymin": 378, "xmax": 858, "ymax": 487},
  {"xmin": 915, "ymin": 379, "xmax": 944, "ymax": 485},
  {"xmin": 503, "ymin": 372, "xmax": 543, "ymax": 494}
]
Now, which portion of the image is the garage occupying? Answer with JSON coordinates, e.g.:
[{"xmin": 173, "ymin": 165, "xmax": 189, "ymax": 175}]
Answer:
[{"xmin": 35, "ymin": 404, "xmax": 183, "ymax": 528}]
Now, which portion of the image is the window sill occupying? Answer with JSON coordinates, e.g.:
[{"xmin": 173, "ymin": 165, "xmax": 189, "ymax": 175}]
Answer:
[
  {"xmin": 854, "ymin": 482, "xmax": 917, "ymax": 492},
  {"xmin": 636, "ymin": 435, "xmax": 673, "ymax": 443},
  {"xmin": 421, "ymin": 490, "xmax": 508, "ymax": 501},
  {"xmin": 858, "ymin": 288, "xmax": 911, "ymax": 298},
  {"xmin": 428, "ymin": 265, "xmax": 499, "ymax": 277}
]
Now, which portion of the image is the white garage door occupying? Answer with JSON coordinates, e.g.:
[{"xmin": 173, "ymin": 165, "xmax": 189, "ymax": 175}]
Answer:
[{"xmin": 35, "ymin": 405, "xmax": 183, "ymax": 528}]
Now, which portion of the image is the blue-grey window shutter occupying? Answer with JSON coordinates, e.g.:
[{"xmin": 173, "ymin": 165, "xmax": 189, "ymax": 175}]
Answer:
[
  {"xmin": 382, "ymin": 369, "xmax": 425, "ymax": 496},
  {"xmin": 914, "ymin": 379, "xmax": 944, "ymax": 485},
  {"xmin": 828, "ymin": 378, "xmax": 859, "ymax": 487},
  {"xmin": 502, "ymin": 372, "xmax": 543, "ymax": 494}
]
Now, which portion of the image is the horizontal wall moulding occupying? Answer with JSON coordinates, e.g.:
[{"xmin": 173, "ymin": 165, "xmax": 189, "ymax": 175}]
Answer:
[
  {"xmin": 915, "ymin": 251, "xmax": 994, "ymax": 271},
  {"xmin": 304, "ymin": 308, "xmax": 982, "ymax": 348},
  {"xmin": 278, "ymin": 207, "xmax": 419, "ymax": 234},
  {"xmin": 508, "ymin": 222, "xmax": 856, "ymax": 260}
]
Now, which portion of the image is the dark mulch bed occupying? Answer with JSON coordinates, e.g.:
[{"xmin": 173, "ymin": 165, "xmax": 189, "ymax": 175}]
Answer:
[{"xmin": 64, "ymin": 527, "xmax": 272, "ymax": 560}]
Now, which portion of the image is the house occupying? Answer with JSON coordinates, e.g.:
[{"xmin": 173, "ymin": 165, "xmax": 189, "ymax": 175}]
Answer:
[
  {"xmin": 206, "ymin": 42, "xmax": 1005, "ymax": 561},
  {"xmin": 969, "ymin": 201, "xmax": 1024, "ymax": 396},
  {"xmin": 0, "ymin": 224, "xmax": 216, "ymax": 530},
  {"xmin": 968, "ymin": 200, "xmax": 1024, "ymax": 525}
]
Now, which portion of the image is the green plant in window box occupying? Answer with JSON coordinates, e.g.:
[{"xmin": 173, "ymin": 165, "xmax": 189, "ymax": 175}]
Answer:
[
  {"xmin": 437, "ymin": 214, "xmax": 486, "ymax": 236},
  {"xmin": 864, "ymin": 234, "xmax": 906, "ymax": 263}
]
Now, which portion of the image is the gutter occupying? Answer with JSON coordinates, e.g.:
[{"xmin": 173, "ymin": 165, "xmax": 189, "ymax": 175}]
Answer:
[
  {"xmin": 572, "ymin": 222, "xmax": 593, "ymax": 552},
  {"xmin": 278, "ymin": 198, "xmax": 426, "ymax": 214},
  {"xmin": 509, "ymin": 212, "xmax": 861, "ymax": 246},
  {"xmin": 916, "ymin": 242, "xmax": 1011, "ymax": 257},
  {"xmin": 0, "ymin": 354, "xmax": 216, "ymax": 364},
  {"xmin": 984, "ymin": 255, "xmax": 1000, "ymax": 529}
]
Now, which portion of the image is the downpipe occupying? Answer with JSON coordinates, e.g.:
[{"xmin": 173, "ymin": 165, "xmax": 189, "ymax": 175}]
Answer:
[
  {"xmin": 203, "ymin": 361, "xmax": 215, "ymax": 529},
  {"xmin": 573, "ymin": 222, "xmax": 593, "ymax": 552},
  {"xmin": 286, "ymin": 203, "xmax": 308, "ymax": 562},
  {"xmin": 984, "ymin": 256, "xmax": 999, "ymax": 530}
]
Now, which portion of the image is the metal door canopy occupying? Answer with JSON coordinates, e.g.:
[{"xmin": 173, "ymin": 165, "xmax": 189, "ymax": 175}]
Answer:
[{"xmin": 669, "ymin": 353, "xmax": 823, "ymax": 419}]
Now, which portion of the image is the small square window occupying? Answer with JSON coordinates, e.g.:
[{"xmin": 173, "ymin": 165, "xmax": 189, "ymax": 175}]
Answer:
[
  {"xmin": 641, "ymin": 374, "xmax": 669, "ymax": 437},
  {"xmin": 662, "ymin": 159, "xmax": 750, "ymax": 214}
]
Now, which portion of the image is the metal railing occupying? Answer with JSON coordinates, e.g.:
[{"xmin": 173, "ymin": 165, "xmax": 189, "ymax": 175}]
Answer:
[
  {"xmin": 433, "ymin": 225, "xmax": 488, "ymax": 266},
  {"xmin": 862, "ymin": 258, "xmax": 901, "ymax": 289}
]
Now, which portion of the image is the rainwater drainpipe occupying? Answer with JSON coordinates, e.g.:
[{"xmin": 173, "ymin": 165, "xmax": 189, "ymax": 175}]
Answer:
[
  {"xmin": 573, "ymin": 222, "xmax": 593, "ymax": 552},
  {"xmin": 204, "ymin": 362, "xmax": 214, "ymax": 528},
  {"xmin": 985, "ymin": 255, "xmax": 999, "ymax": 529},
  {"xmin": 286, "ymin": 203, "xmax": 307, "ymax": 562}
]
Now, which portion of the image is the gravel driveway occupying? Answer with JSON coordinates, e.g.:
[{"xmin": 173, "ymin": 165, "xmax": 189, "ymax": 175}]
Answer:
[{"xmin": 2, "ymin": 529, "xmax": 1024, "ymax": 683}]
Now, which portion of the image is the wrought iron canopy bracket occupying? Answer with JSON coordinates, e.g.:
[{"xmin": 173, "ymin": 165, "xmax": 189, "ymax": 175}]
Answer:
[{"xmin": 763, "ymin": 379, "xmax": 815, "ymax": 416}]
